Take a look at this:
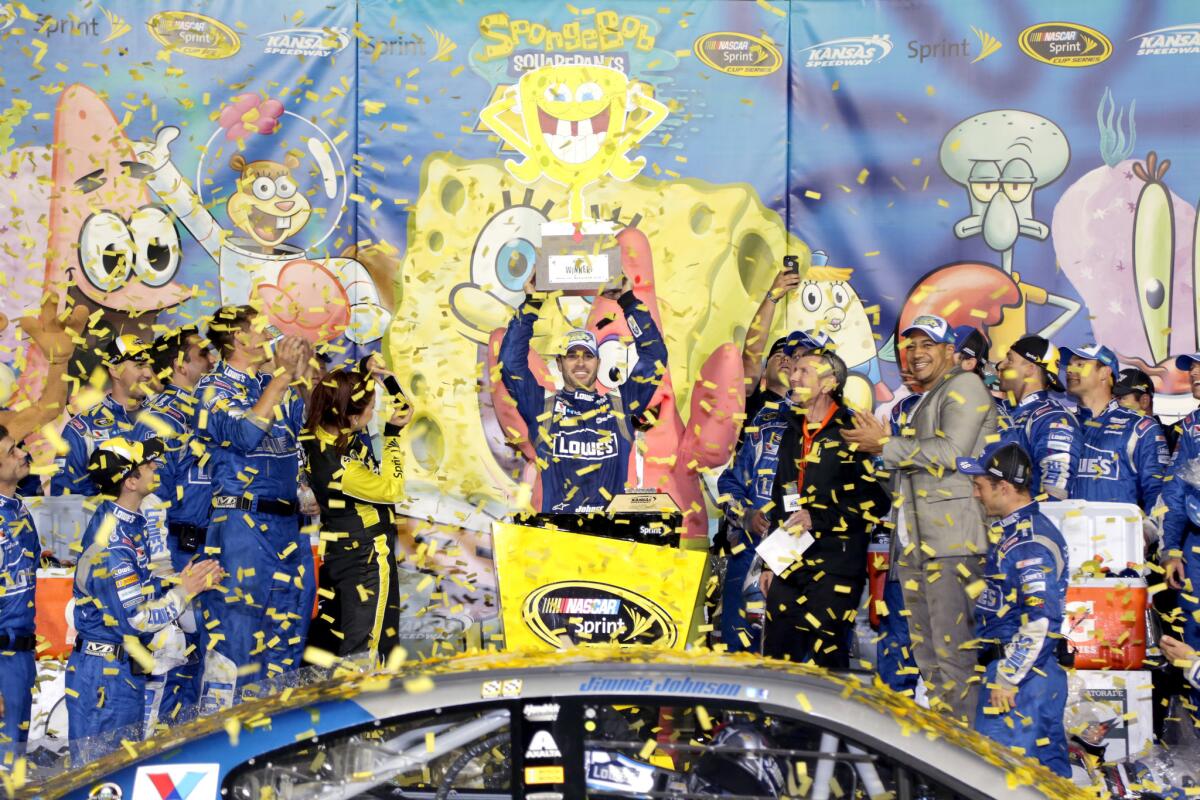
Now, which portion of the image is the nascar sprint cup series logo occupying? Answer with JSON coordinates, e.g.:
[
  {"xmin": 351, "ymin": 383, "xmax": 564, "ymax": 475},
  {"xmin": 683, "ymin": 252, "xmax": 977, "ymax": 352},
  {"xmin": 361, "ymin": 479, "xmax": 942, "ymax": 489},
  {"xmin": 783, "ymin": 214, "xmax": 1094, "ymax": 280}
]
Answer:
[
  {"xmin": 1019, "ymin": 22, "xmax": 1112, "ymax": 67},
  {"xmin": 800, "ymin": 34, "xmax": 892, "ymax": 68},
  {"xmin": 522, "ymin": 581, "xmax": 677, "ymax": 647}
]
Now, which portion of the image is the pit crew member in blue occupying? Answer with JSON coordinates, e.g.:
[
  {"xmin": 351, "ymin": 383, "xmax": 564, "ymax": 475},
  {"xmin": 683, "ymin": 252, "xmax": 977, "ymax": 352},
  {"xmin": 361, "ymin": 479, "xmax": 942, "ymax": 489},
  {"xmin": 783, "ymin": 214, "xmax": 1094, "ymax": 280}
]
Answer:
[
  {"xmin": 131, "ymin": 326, "xmax": 216, "ymax": 719},
  {"xmin": 0, "ymin": 427, "xmax": 38, "ymax": 766},
  {"xmin": 66, "ymin": 437, "xmax": 223, "ymax": 762},
  {"xmin": 499, "ymin": 276, "xmax": 667, "ymax": 515},
  {"xmin": 1064, "ymin": 344, "xmax": 1169, "ymax": 513},
  {"xmin": 996, "ymin": 336, "xmax": 1080, "ymax": 500},
  {"xmin": 50, "ymin": 335, "xmax": 155, "ymax": 497},
  {"xmin": 195, "ymin": 305, "xmax": 314, "ymax": 704},
  {"xmin": 1160, "ymin": 352, "xmax": 1200, "ymax": 693},
  {"xmin": 958, "ymin": 442, "xmax": 1070, "ymax": 777}
]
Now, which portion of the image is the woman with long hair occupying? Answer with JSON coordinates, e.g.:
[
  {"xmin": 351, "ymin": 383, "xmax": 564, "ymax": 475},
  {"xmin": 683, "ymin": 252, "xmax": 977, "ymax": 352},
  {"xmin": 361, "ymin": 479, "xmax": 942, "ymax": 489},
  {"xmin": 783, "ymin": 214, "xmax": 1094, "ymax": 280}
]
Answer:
[{"xmin": 303, "ymin": 357, "xmax": 411, "ymax": 663}]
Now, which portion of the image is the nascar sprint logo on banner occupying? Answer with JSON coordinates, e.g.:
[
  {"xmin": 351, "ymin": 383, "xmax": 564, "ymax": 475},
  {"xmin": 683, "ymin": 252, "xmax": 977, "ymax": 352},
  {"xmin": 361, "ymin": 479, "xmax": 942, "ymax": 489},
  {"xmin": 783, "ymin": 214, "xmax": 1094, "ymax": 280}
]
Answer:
[
  {"xmin": 1018, "ymin": 21, "xmax": 1112, "ymax": 67},
  {"xmin": 522, "ymin": 581, "xmax": 677, "ymax": 647},
  {"xmin": 694, "ymin": 31, "xmax": 782, "ymax": 77}
]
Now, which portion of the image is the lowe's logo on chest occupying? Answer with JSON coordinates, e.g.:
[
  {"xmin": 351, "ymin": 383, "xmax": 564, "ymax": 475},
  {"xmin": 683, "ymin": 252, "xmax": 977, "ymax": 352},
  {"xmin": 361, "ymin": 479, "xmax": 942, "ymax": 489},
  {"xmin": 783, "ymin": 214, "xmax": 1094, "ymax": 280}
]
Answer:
[
  {"xmin": 553, "ymin": 429, "xmax": 617, "ymax": 460},
  {"xmin": 1078, "ymin": 445, "xmax": 1119, "ymax": 481}
]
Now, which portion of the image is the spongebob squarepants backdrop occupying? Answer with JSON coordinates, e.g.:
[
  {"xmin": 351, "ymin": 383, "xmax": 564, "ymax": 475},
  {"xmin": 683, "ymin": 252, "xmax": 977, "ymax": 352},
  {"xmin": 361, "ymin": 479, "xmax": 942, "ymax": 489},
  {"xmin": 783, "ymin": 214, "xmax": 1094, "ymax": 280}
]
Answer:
[{"xmin": 4, "ymin": 1, "xmax": 1200, "ymax": 615}]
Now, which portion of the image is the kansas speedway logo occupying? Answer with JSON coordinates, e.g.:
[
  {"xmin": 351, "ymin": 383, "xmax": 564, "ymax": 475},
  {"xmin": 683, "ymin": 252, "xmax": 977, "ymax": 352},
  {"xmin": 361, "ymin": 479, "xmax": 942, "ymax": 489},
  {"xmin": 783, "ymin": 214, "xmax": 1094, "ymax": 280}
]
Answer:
[
  {"xmin": 523, "ymin": 581, "xmax": 676, "ymax": 647},
  {"xmin": 694, "ymin": 32, "xmax": 782, "ymax": 77},
  {"xmin": 1018, "ymin": 22, "xmax": 1112, "ymax": 67}
]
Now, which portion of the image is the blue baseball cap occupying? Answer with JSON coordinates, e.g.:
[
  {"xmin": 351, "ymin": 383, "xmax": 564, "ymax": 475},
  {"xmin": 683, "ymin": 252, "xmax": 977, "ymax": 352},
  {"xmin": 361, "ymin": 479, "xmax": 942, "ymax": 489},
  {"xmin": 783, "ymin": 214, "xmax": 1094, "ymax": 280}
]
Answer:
[
  {"xmin": 901, "ymin": 314, "xmax": 954, "ymax": 345},
  {"xmin": 1175, "ymin": 353, "xmax": 1200, "ymax": 371},
  {"xmin": 956, "ymin": 441, "xmax": 1032, "ymax": 487},
  {"xmin": 952, "ymin": 325, "xmax": 989, "ymax": 362},
  {"xmin": 1060, "ymin": 344, "xmax": 1119, "ymax": 381},
  {"xmin": 782, "ymin": 329, "xmax": 832, "ymax": 357},
  {"xmin": 561, "ymin": 329, "xmax": 598, "ymax": 357}
]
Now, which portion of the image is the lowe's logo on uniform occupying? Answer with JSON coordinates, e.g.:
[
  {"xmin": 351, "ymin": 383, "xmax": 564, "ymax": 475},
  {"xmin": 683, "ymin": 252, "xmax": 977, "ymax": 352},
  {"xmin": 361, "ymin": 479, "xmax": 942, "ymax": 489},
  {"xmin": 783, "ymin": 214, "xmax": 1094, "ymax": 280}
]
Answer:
[
  {"xmin": 553, "ymin": 429, "xmax": 617, "ymax": 460},
  {"xmin": 1078, "ymin": 445, "xmax": 1120, "ymax": 481},
  {"xmin": 259, "ymin": 27, "xmax": 352, "ymax": 57},
  {"xmin": 800, "ymin": 34, "xmax": 893, "ymax": 67}
]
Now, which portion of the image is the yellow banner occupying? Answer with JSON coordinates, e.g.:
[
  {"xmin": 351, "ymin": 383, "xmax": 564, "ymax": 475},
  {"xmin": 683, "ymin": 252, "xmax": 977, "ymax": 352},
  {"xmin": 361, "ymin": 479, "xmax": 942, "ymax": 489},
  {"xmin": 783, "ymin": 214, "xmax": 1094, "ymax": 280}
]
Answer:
[{"xmin": 492, "ymin": 521, "xmax": 708, "ymax": 651}]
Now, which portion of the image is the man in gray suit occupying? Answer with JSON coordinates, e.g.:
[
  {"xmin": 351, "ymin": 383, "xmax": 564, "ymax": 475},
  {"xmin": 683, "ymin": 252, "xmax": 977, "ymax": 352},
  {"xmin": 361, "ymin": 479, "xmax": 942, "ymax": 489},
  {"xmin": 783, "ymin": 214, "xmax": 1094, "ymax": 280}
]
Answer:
[{"xmin": 843, "ymin": 314, "xmax": 998, "ymax": 723}]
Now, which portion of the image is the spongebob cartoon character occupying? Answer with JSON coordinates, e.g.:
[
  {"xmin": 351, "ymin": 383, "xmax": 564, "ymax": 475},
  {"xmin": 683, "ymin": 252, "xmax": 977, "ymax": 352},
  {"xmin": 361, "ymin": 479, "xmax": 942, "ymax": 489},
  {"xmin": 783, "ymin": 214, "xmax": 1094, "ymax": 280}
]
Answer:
[
  {"xmin": 226, "ymin": 154, "xmax": 312, "ymax": 251},
  {"xmin": 479, "ymin": 64, "xmax": 667, "ymax": 225},
  {"xmin": 780, "ymin": 253, "xmax": 882, "ymax": 409}
]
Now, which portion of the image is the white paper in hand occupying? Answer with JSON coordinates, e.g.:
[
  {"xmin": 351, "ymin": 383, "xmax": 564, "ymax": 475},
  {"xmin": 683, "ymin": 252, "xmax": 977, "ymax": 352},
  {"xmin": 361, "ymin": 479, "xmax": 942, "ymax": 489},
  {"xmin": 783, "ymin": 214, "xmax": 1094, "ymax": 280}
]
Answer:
[{"xmin": 756, "ymin": 526, "xmax": 815, "ymax": 575}]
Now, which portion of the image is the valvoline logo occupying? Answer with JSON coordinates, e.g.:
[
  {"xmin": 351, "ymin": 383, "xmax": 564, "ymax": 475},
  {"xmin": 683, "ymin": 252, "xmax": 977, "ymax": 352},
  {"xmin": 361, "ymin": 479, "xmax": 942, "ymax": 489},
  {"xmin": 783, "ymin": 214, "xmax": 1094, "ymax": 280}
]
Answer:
[
  {"xmin": 131, "ymin": 764, "xmax": 219, "ymax": 800},
  {"xmin": 523, "ymin": 581, "xmax": 676, "ymax": 647}
]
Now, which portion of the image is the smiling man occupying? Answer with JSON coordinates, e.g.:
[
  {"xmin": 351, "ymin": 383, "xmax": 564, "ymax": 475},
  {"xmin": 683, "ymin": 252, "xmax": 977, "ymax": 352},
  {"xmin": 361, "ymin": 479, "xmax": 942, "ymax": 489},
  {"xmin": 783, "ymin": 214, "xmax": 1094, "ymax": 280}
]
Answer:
[
  {"xmin": 498, "ymin": 275, "xmax": 667, "ymax": 516},
  {"xmin": 842, "ymin": 314, "xmax": 997, "ymax": 724}
]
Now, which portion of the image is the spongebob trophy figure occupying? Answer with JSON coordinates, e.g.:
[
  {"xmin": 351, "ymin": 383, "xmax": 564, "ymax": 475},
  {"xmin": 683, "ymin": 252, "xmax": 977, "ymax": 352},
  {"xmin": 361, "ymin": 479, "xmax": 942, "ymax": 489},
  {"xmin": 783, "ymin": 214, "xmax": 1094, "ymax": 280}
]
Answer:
[{"xmin": 479, "ymin": 64, "xmax": 668, "ymax": 292}]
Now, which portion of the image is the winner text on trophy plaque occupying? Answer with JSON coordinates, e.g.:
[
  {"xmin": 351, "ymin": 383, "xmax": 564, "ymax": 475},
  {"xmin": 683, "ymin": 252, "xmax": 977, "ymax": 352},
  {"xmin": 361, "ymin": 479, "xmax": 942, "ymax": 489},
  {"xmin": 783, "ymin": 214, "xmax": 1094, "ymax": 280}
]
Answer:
[{"xmin": 534, "ymin": 218, "xmax": 624, "ymax": 293}]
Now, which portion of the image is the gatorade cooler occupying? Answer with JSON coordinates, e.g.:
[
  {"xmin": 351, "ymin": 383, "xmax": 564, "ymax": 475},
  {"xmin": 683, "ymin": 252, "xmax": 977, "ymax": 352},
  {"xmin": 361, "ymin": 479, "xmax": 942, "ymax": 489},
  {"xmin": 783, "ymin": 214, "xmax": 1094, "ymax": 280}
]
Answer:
[{"xmin": 1063, "ymin": 577, "xmax": 1148, "ymax": 670}]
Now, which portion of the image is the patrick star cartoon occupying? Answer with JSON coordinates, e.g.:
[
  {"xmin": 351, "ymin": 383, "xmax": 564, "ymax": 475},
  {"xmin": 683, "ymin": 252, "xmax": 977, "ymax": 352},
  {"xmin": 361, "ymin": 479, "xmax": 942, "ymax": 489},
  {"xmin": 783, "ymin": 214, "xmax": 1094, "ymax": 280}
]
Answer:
[
  {"xmin": 486, "ymin": 226, "xmax": 744, "ymax": 545},
  {"xmin": 44, "ymin": 85, "xmax": 192, "ymax": 377}
]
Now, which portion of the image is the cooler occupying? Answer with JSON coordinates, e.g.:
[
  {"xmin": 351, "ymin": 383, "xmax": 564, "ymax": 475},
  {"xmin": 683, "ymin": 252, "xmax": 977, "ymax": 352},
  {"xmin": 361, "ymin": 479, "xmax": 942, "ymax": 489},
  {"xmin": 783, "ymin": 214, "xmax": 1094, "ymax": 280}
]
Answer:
[
  {"xmin": 1038, "ymin": 500, "xmax": 1143, "ymax": 575},
  {"xmin": 1073, "ymin": 670, "xmax": 1154, "ymax": 761},
  {"xmin": 1063, "ymin": 577, "xmax": 1148, "ymax": 670}
]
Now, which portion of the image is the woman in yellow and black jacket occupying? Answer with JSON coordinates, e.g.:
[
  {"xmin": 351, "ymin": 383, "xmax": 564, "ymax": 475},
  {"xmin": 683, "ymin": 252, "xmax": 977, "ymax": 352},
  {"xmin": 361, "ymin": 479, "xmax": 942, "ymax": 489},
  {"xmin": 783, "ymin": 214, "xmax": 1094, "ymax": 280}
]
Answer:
[{"xmin": 303, "ymin": 359, "xmax": 411, "ymax": 663}]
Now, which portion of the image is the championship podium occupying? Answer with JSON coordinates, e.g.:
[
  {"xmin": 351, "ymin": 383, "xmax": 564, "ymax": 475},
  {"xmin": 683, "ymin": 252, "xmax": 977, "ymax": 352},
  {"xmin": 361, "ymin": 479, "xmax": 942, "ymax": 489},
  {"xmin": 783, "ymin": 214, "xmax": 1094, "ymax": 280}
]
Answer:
[{"xmin": 492, "ymin": 495, "xmax": 708, "ymax": 651}]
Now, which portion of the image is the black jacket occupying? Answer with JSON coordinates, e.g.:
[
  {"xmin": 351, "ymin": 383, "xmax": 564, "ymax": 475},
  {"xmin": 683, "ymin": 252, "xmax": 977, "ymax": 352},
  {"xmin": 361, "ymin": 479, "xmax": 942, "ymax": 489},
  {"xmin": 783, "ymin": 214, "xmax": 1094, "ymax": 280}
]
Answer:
[{"xmin": 768, "ymin": 404, "xmax": 891, "ymax": 578}]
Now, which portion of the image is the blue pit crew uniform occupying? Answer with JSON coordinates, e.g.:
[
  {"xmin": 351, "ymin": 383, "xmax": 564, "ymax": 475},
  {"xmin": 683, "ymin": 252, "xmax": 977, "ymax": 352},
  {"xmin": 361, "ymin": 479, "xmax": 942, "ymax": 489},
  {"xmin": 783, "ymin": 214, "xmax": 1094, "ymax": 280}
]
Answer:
[
  {"xmin": 0, "ymin": 492, "xmax": 38, "ymax": 765},
  {"xmin": 877, "ymin": 392, "xmax": 921, "ymax": 695},
  {"xmin": 716, "ymin": 390, "xmax": 789, "ymax": 652},
  {"xmin": 499, "ymin": 292, "xmax": 668, "ymax": 514},
  {"xmin": 196, "ymin": 362, "xmax": 311, "ymax": 698},
  {"xmin": 1161, "ymin": 408, "xmax": 1200, "ymax": 706},
  {"xmin": 66, "ymin": 500, "xmax": 189, "ymax": 761},
  {"xmin": 131, "ymin": 383, "xmax": 212, "ymax": 718},
  {"xmin": 1070, "ymin": 399, "xmax": 1169, "ymax": 513},
  {"xmin": 998, "ymin": 391, "xmax": 1081, "ymax": 500},
  {"xmin": 973, "ymin": 502, "xmax": 1070, "ymax": 777},
  {"xmin": 50, "ymin": 395, "xmax": 140, "ymax": 496}
]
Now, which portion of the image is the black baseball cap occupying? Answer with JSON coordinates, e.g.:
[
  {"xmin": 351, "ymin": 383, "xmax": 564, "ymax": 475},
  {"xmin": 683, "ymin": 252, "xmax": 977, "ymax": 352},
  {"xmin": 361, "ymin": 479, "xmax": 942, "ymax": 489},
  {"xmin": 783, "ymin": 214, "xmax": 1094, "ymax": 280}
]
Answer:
[
  {"xmin": 1113, "ymin": 367, "xmax": 1154, "ymax": 397},
  {"xmin": 956, "ymin": 441, "xmax": 1032, "ymax": 488},
  {"xmin": 87, "ymin": 436, "xmax": 164, "ymax": 494},
  {"xmin": 953, "ymin": 325, "xmax": 990, "ymax": 362},
  {"xmin": 1008, "ymin": 335, "xmax": 1064, "ymax": 393}
]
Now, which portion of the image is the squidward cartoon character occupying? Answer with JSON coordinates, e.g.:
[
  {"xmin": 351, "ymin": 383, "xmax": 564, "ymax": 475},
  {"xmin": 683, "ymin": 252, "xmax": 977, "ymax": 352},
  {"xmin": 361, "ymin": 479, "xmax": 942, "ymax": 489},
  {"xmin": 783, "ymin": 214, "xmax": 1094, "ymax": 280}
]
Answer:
[
  {"xmin": 479, "ymin": 63, "xmax": 668, "ymax": 226},
  {"xmin": 936, "ymin": 109, "xmax": 1079, "ymax": 343}
]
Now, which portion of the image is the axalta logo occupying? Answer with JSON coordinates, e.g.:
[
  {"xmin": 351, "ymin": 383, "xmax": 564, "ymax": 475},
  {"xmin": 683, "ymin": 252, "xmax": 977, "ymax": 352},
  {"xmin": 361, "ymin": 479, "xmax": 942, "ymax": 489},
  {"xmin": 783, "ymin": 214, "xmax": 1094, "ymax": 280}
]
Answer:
[
  {"xmin": 523, "ymin": 581, "xmax": 676, "ymax": 647},
  {"xmin": 146, "ymin": 11, "xmax": 240, "ymax": 60},
  {"xmin": 694, "ymin": 31, "xmax": 782, "ymax": 77},
  {"xmin": 1018, "ymin": 22, "xmax": 1112, "ymax": 67},
  {"xmin": 131, "ymin": 764, "xmax": 219, "ymax": 800},
  {"xmin": 1132, "ymin": 24, "xmax": 1200, "ymax": 56},
  {"xmin": 800, "ymin": 34, "xmax": 892, "ymax": 68},
  {"xmin": 259, "ymin": 26, "xmax": 352, "ymax": 58}
]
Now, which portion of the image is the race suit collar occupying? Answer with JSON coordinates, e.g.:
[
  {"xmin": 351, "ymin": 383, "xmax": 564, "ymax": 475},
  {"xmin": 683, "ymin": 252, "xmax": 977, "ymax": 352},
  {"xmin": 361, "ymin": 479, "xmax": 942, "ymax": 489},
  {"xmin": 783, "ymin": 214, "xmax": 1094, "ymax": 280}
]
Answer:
[
  {"xmin": 218, "ymin": 361, "xmax": 255, "ymax": 384},
  {"xmin": 109, "ymin": 501, "xmax": 145, "ymax": 525},
  {"xmin": 102, "ymin": 393, "xmax": 137, "ymax": 420},
  {"xmin": 1018, "ymin": 390, "xmax": 1049, "ymax": 407},
  {"xmin": 0, "ymin": 492, "xmax": 22, "ymax": 512},
  {"xmin": 997, "ymin": 500, "xmax": 1038, "ymax": 529}
]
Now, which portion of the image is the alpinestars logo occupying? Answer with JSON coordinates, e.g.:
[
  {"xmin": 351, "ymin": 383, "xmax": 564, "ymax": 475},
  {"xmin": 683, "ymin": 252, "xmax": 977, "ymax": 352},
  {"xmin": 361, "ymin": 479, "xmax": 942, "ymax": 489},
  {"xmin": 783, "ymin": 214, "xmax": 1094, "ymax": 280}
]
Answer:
[{"xmin": 132, "ymin": 764, "xmax": 218, "ymax": 800}]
